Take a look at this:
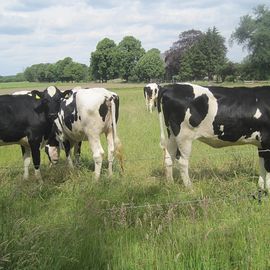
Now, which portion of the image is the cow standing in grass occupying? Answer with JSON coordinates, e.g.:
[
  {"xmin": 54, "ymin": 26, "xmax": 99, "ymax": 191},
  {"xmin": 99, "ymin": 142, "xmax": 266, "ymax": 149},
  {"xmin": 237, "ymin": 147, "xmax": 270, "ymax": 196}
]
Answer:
[
  {"xmin": 46, "ymin": 88, "xmax": 123, "ymax": 179},
  {"xmin": 143, "ymin": 83, "xmax": 160, "ymax": 113},
  {"xmin": 158, "ymin": 83, "xmax": 270, "ymax": 192},
  {"xmin": 0, "ymin": 86, "xmax": 72, "ymax": 181}
]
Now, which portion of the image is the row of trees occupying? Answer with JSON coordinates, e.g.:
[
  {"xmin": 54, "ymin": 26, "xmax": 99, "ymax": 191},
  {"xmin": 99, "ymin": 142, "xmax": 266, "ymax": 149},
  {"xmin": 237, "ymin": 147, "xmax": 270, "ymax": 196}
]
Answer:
[
  {"xmin": 90, "ymin": 36, "xmax": 165, "ymax": 82},
  {"xmin": 23, "ymin": 57, "xmax": 88, "ymax": 82},
  {"xmin": 1, "ymin": 4, "xmax": 269, "ymax": 83}
]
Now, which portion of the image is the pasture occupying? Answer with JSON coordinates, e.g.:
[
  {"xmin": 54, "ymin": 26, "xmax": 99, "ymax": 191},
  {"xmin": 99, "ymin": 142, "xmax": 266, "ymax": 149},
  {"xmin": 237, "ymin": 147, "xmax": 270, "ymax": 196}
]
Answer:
[{"xmin": 1, "ymin": 82, "xmax": 270, "ymax": 269}]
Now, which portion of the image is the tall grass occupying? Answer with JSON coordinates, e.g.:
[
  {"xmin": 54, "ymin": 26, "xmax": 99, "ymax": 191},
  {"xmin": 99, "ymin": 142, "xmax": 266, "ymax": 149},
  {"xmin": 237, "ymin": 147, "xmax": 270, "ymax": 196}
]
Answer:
[{"xmin": 0, "ymin": 84, "xmax": 270, "ymax": 269}]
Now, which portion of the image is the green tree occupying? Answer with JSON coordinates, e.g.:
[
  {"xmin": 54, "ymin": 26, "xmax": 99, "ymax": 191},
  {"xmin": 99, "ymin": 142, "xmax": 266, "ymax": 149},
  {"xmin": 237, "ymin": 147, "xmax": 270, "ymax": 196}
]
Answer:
[
  {"xmin": 24, "ymin": 66, "xmax": 37, "ymax": 82},
  {"xmin": 55, "ymin": 57, "xmax": 73, "ymax": 81},
  {"xmin": 199, "ymin": 27, "xmax": 227, "ymax": 80},
  {"xmin": 117, "ymin": 36, "xmax": 145, "ymax": 81},
  {"xmin": 90, "ymin": 38, "xmax": 118, "ymax": 82},
  {"xmin": 179, "ymin": 27, "xmax": 227, "ymax": 81},
  {"xmin": 178, "ymin": 52, "xmax": 193, "ymax": 81},
  {"xmin": 63, "ymin": 62, "xmax": 88, "ymax": 82},
  {"xmin": 134, "ymin": 49, "xmax": 165, "ymax": 82},
  {"xmin": 216, "ymin": 61, "xmax": 238, "ymax": 82},
  {"xmin": 231, "ymin": 5, "xmax": 270, "ymax": 79},
  {"xmin": 165, "ymin": 30, "xmax": 203, "ymax": 80}
]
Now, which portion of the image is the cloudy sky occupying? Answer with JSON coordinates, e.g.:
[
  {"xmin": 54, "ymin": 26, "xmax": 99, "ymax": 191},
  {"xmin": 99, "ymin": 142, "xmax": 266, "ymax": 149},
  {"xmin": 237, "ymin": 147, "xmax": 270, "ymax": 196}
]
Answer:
[{"xmin": 0, "ymin": 0, "xmax": 264, "ymax": 76}]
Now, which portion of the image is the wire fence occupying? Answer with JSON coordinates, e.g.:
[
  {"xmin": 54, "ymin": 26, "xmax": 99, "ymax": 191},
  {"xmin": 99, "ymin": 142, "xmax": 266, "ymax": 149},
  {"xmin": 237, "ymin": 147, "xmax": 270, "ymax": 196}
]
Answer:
[
  {"xmin": 0, "ymin": 147, "xmax": 266, "ymax": 210},
  {"xmin": 0, "ymin": 148, "xmax": 258, "ymax": 170}
]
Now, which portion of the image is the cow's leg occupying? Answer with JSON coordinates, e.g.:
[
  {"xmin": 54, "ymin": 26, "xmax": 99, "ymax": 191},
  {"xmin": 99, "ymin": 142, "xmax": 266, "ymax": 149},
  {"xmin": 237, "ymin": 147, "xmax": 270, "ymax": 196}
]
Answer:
[
  {"xmin": 29, "ymin": 140, "xmax": 43, "ymax": 183},
  {"xmin": 145, "ymin": 98, "xmax": 149, "ymax": 111},
  {"xmin": 63, "ymin": 140, "xmax": 74, "ymax": 168},
  {"xmin": 88, "ymin": 135, "xmax": 104, "ymax": 180},
  {"xmin": 106, "ymin": 129, "xmax": 114, "ymax": 177},
  {"xmin": 258, "ymin": 156, "xmax": 266, "ymax": 190},
  {"xmin": 176, "ymin": 139, "xmax": 193, "ymax": 188},
  {"xmin": 258, "ymin": 148, "xmax": 270, "ymax": 192},
  {"xmin": 149, "ymin": 99, "xmax": 153, "ymax": 113},
  {"xmin": 164, "ymin": 135, "xmax": 177, "ymax": 181},
  {"xmin": 74, "ymin": 142, "xmax": 82, "ymax": 166},
  {"xmin": 21, "ymin": 146, "xmax": 31, "ymax": 180}
]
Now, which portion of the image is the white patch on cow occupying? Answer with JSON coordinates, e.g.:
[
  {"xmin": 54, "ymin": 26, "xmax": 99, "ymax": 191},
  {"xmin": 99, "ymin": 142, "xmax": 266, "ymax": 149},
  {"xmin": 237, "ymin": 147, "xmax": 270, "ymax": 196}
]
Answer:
[
  {"xmin": 174, "ymin": 83, "xmax": 219, "ymax": 142},
  {"xmin": 47, "ymin": 86, "xmax": 57, "ymax": 97},
  {"xmin": 199, "ymin": 131, "xmax": 262, "ymax": 148},
  {"xmin": 12, "ymin": 90, "xmax": 31, "ymax": 96},
  {"xmin": 65, "ymin": 93, "xmax": 74, "ymax": 106},
  {"xmin": 254, "ymin": 108, "xmax": 262, "ymax": 119},
  {"xmin": 219, "ymin": 125, "xmax": 224, "ymax": 132}
]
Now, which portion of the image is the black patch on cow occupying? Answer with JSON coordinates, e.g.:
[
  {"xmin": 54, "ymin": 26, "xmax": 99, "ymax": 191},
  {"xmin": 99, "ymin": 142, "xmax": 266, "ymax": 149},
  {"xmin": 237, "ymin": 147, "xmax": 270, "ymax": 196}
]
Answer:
[
  {"xmin": 208, "ymin": 86, "xmax": 268, "ymax": 144},
  {"xmin": 0, "ymin": 95, "xmax": 48, "ymax": 142},
  {"xmin": 144, "ymin": 87, "xmax": 153, "ymax": 99},
  {"xmin": 63, "ymin": 140, "xmax": 71, "ymax": 157},
  {"xmin": 158, "ymin": 84, "xmax": 195, "ymax": 136},
  {"xmin": 176, "ymin": 148, "xmax": 181, "ymax": 160},
  {"xmin": 60, "ymin": 92, "xmax": 78, "ymax": 131},
  {"xmin": 99, "ymin": 99, "xmax": 109, "ymax": 122},
  {"xmin": 188, "ymin": 94, "xmax": 209, "ymax": 127}
]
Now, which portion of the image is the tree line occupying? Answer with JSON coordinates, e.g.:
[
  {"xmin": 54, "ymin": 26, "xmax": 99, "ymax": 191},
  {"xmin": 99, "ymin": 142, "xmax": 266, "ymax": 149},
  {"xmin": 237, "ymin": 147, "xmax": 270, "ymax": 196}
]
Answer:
[{"xmin": 1, "ymin": 4, "xmax": 269, "ymax": 83}]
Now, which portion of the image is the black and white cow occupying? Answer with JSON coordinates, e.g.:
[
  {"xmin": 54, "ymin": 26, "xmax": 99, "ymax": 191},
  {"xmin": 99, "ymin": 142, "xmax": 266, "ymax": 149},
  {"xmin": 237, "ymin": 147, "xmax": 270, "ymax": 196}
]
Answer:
[
  {"xmin": 158, "ymin": 83, "xmax": 270, "ymax": 191},
  {"xmin": 0, "ymin": 86, "xmax": 72, "ymax": 181},
  {"xmin": 143, "ymin": 83, "xmax": 160, "ymax": 113},
  {"xmin": 46, "ymin": 88, "xmax": 123, "ymax": 179}
]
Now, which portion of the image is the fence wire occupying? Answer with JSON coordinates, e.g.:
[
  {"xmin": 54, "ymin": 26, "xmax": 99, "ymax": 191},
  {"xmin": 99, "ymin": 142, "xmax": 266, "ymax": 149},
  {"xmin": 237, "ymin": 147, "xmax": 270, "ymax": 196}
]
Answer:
[
  {"xmin": 0, "ymin": 147, "xmax": 265, "ymax": 210},
  {"xmin": 0, "ymin": 148, "xmax": 258, "ymax": 170}
]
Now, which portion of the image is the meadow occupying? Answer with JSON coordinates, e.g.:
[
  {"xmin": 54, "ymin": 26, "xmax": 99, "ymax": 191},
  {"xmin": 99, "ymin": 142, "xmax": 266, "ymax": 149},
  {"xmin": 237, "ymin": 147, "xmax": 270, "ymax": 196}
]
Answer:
[{"xmin": 1, "ymin": 82, "xmax": 270, "ymax": 269}]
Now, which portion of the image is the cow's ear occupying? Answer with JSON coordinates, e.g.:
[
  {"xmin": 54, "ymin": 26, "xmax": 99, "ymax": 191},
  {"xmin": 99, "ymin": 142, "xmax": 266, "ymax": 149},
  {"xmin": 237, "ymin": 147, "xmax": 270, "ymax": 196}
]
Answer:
[
  {"xmin": 62, "ymin": 90, "xmax": 73, "ymax": 99},
  {"xmin": 31, "ymin": 90, "xmax": 44, "ymax": 100}
]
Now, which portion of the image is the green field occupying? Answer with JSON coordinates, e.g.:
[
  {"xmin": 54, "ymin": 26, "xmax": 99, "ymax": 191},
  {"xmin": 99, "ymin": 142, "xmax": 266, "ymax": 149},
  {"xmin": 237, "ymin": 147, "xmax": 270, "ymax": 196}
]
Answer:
[{"xmin": 1, "ymin": 82, "xmax": 270, "ymax": 269}]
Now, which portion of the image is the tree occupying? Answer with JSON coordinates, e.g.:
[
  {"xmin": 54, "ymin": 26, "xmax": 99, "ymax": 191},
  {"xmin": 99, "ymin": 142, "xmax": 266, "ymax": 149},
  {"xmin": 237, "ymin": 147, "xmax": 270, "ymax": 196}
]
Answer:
[
  {"xmin": 23, "ymin": 57, "xmax": 88, "ymax": 82},
  {"xmin": 164, "ymin": 30, "xmax": 203, "ymax": 80},
  {"xmin": 117, "ymin": 36, "xmax": 145, "ymax": 81},
  {"xmin": 90, "ymin": 38, "xmax": 118, "ymax": 82},
  {"xmin": 55, "ymin": 57, "xmax": 73, "ymax": 81},
  {"xmin": 231, "ymin": 5, "xmax": 270, "ymax": 79},
  {"xmin": 216, "ymin": 61, "xmax": 238, "ymax": 82},
  {"xmin": 179, "ymin": 27, "xmax": 227, "ymax": 81},
  {"xmin": 134, "ymin": 49, "xmax": 165, "ymax": 82},
  {"xmin": 63, "ymin": 62, "xmax": 88, "ymax": 82}
]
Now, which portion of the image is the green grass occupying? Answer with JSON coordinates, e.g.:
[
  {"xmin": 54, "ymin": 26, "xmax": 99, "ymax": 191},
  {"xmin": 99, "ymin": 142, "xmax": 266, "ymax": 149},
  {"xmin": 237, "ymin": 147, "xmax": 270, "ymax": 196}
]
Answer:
[{"xmin": 1, "ymin": 83, "xmax": 270, "ymax": 269}]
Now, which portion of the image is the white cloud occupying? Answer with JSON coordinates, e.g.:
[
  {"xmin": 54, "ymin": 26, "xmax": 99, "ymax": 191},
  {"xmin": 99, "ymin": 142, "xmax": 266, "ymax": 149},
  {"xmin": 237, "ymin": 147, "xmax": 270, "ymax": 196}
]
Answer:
[{"xmin": 0, "ymin": 0, "xmax": 262, "ymax": 75}]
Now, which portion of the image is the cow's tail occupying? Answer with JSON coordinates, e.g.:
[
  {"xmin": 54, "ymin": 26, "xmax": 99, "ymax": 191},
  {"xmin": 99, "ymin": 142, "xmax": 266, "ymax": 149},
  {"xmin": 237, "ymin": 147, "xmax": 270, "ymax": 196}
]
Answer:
[
  {"xmin": 110, "ymin": 95, "xmax": 124, "ymax": 172},
  {"xmin": 157, "ymin": 87, "xmax": 167, "ymax": 150}
]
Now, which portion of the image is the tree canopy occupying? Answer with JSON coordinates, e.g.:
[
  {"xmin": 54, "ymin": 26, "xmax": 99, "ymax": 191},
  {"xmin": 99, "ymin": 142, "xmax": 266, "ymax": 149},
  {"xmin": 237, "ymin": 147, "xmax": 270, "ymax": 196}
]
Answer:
[
  {"xmin": 23, "ymin": 57, "xmax": 88, "ymax": 82},
  {"xmin": 231, "ymin": 4, "xmax": 270, "ymax": 79},
  {"xmin": 179, "ymin": 27, "xmax": 227, "ymax": 81},
  {"xmin": 134, "ymin": 49, "xmax": 165, "ymax": 82},
  {"xmin": 117, "ymin": 36, "xmax": 145, "ymax": 81},
  {"xmin": 164, "ymin": 30, "xmax": 203, "ymax": 80},
  {"xmin": 90, "ymin": 38, "xmax": 119, "ymax": 82}
]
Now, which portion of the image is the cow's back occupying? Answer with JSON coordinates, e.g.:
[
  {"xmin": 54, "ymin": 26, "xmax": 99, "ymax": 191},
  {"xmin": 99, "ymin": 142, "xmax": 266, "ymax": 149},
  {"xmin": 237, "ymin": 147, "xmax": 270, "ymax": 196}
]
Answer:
[
  {"xmin": 57, "ymin": 88, "xmax": 118, "ymax": 142},
  {"xmin": 0, "ymin": 95, "xmax": 47, "ymax": 143}
]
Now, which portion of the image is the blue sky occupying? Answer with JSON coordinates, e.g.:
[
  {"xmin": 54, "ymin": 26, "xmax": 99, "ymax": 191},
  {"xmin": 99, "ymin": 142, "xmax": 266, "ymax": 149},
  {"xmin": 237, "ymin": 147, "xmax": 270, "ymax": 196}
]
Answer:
[{"xmin": 0, "ymin": 0, "xmax": 265, "ymax": 76}]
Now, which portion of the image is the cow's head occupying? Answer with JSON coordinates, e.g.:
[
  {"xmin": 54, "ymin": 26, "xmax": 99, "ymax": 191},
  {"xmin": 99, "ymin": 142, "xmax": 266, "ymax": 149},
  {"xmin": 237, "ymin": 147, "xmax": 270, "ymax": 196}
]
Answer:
[
  {"xmin": 143, "ymin": 83, "xmax": 160, "ymax": 112},
  {"xmin": 31, "ymin": 86, "xmax": 72, "ymax": 121}
]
